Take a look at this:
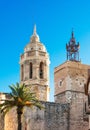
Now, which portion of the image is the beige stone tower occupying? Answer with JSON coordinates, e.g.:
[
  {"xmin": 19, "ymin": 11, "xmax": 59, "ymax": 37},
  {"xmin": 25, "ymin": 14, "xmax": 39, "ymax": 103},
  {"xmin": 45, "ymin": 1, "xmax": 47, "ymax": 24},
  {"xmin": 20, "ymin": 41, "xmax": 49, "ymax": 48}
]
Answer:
[
  {"xmin": 54, "ymin": 31, "xmax": 90, "ymax": 130},
  {"xmin": 54, "ymin": 61, "xmax": 90, "ymax": 104},
  {"xmin": 20, "ymin": 25, "xmax": 50, "ymax": 101}
]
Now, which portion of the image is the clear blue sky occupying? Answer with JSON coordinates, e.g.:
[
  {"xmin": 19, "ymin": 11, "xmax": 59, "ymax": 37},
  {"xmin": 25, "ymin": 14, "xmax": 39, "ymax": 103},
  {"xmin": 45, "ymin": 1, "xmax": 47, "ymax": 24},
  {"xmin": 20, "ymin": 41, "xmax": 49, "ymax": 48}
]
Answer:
[{"xmin": 0, "ymin": 0, "xmax": 90, "ymax": 101}]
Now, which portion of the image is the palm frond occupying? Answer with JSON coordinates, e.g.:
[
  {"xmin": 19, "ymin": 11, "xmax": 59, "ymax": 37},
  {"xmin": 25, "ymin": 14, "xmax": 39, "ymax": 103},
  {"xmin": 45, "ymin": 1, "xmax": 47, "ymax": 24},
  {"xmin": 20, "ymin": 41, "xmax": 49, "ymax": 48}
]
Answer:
[{"xmin": 0, "ymin": 82, "xmax": 43, "ymax": 116}]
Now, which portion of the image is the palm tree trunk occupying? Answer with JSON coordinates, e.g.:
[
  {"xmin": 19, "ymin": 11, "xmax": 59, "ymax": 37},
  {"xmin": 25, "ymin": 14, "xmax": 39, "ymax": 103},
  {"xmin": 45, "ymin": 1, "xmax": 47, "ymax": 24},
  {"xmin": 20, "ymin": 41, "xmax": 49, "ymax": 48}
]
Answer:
[{"xmin": 17, "ymin": 106, "xmax": 23, "ymax": 130}]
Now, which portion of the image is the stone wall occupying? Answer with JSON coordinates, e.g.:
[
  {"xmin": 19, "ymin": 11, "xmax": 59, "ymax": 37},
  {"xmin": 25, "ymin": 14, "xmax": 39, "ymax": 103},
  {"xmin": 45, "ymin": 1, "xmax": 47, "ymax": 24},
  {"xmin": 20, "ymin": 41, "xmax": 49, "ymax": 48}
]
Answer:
[
  {"xmin": 5, "ymin": 107, "xmax": 18, "ymax": 130},
  {"xmin": 1, "ymin": 94, "xmax": 88, "ymax": 130},
  {"xmin": 54, "ymin": 61, "xmax": 90, "ymax": 98},
  {"xmin": 55, "ymin": 91, "xmax": 88, "ymax": 130},
  {"xmin": 54, "ymin": 61, "xmax": 90, "ymax": 130},
  {"xmin": 0, "ymin": 93, "xmax": 6, "ymax": 130},
  {"xmin": 0, "ymin": 112, "xmax": 4, "ymax": 130},
  {"xmin": 4, "ymin": 102, "xmax": 69, "ymax": 130}
]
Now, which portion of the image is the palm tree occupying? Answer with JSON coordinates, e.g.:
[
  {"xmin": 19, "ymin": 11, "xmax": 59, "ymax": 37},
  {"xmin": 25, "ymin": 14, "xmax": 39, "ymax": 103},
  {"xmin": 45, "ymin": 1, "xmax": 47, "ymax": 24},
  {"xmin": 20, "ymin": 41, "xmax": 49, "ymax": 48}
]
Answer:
[{"xmin": 0, "ymin": 83, "xmax": 43, "ymax": 130}]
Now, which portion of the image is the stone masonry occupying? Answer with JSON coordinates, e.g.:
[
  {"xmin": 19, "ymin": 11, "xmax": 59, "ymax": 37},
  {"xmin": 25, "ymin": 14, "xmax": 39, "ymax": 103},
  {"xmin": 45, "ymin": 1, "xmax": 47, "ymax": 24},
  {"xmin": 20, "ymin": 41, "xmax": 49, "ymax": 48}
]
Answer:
[
  {"xmin": 0, "ymin": 27, "xmax": 89, "ymax": 130},
  {"xmin": 20, "ymin": 25, "xmax": 50, "ymax": 101},
  {"xmin": 4, "ymin": 102, "xmax": 69, "ymax": 130}
]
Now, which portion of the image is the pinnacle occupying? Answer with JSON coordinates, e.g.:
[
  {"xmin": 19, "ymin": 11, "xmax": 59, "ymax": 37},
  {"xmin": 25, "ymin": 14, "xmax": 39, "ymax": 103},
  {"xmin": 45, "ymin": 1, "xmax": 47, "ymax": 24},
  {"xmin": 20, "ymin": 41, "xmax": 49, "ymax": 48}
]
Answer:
[{"xmin": 33, "ymin": 24, "xmax": 37, "ymax": 35}]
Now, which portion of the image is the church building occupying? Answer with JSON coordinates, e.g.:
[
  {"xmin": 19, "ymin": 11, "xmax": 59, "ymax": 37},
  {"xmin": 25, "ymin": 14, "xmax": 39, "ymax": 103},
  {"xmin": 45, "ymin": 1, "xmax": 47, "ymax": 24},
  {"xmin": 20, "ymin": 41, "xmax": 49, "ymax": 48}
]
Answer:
[{"xmin": 0, "ymin": 26, "xmax": 90, "ymax": 130}]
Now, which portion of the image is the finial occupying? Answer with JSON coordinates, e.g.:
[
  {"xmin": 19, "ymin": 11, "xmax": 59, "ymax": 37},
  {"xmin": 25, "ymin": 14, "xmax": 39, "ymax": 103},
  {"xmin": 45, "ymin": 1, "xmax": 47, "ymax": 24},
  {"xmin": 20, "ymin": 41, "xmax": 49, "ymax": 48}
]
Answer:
[
  {"xmin": 33, "ymin": 24, "xmax": 37, "ymax": 35},
  {"xmin": 66, "ymin": 29, "xmax": 80, "ymax": 62},
  {"xmin": 71, "ymin": 28, "xmax": 74, "ymax": 38},
  {"xmin": 30, "ymin": 24, "xmax": 40, "ymax": 42}
]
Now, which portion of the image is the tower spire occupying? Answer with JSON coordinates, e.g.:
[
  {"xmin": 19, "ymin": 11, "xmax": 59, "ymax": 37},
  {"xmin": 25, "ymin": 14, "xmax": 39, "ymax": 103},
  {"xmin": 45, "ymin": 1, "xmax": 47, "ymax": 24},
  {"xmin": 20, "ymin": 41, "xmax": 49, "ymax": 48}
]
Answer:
[
  {"xmin": 33, "ymin": 24, "xmax": 37, "ymax": 35},
  {"xmin": 30, "ymin": 24, "xmax": 40, "ymax": 42},
  {"xmin": 72, "ymin": 28, "xmax": 74, "ymax": 38},
  {"xmin": 66, "ymin": 30, "xmax": 80, "ymax": 62}
]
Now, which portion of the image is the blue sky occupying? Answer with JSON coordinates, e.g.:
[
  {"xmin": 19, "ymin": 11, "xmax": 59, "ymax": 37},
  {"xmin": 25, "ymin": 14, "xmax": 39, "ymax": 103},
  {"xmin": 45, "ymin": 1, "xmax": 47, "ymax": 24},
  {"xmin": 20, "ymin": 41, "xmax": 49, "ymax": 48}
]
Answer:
[{"xmin": 0, "ymin": 0, "xmax": 90, "ymax": 101}]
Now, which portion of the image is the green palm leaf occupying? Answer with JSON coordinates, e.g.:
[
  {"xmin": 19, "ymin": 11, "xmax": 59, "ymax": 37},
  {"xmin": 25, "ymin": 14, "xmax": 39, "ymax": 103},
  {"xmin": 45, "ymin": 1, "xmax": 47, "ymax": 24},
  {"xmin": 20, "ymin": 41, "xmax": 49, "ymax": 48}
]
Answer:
[{"xmin": 0, "ymin": 82, "xmax": 43, "ymax": 130}]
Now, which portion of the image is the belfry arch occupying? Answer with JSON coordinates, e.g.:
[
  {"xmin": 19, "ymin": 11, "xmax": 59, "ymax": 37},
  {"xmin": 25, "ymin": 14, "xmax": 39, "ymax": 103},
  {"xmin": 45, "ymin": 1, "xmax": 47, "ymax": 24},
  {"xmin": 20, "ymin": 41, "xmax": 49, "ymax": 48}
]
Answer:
[
  {"xmin": 29, "ymin": 62, "xmax": 33, "ymax": 79},
  {"xmin": 39, "ymin": 62, "xmax": 44, "ymax": 79},
  {"xmin": 21, "ymin": 64, "xmax": 24, "ymax": 81}
]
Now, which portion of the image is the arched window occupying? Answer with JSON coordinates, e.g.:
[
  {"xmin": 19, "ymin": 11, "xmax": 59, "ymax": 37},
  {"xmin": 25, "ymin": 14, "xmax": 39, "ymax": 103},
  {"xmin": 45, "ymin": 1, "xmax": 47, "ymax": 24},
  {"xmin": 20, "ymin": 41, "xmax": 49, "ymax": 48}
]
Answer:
[
  {"xmin": 21, "ymin": 64, "xmax": 24, "ymax": 81},
  {"xmin": 39, "ymin": 62, "xmax": 44, "ymax": 79},
  {"xmin": 29, "ymin": 62, "xmax": 33, "ymax": 79}
]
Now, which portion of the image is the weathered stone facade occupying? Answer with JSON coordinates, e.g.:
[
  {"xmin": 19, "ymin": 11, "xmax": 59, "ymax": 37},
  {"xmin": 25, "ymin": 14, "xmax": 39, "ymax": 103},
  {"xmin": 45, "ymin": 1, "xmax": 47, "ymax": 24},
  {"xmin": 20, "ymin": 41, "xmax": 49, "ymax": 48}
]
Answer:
[
  {"xmin": 0, "ymin": 27, "xmax": 90, "ymax": 130},
  {"xmin": 54, "ymin": 61, "xmax": 90, "ymax": 103},
  {"xmin": 20, "ymin": 25, "xmax": 50, "ymax": 101},
  {"xmin": 54, "ymin": 57, "xmax": 90, "ymax": 129},
  {"xmin": 4, "ymin": 102, "xmax": 69, "ymax": 130},
  {"xmin": 0, "ymin": 93, "xmax": 6, "ymax": 130}
]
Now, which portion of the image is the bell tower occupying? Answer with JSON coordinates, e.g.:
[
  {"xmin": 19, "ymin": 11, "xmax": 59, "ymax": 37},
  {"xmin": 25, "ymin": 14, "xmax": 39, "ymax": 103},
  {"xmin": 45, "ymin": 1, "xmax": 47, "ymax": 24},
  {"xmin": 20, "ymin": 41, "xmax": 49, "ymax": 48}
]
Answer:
[{"xmin": 20, "ymin": 25, "xmax": 50, "ymax": 101}]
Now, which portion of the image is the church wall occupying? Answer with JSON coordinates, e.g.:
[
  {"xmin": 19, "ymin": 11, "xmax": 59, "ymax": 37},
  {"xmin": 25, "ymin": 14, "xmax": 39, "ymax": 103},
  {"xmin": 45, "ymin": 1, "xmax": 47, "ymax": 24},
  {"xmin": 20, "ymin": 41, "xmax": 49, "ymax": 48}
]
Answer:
[
  {"xmin": 0, "ymin": 112, "xmax": 4, "ymax": 130},
  {"xmin": 0, "ymin": 93, "xmax": 5, "ymax": 130},
  {"xmin": 54, "ymin": 90, "xmax": 89, "ymax": 130},
  {"xmin": 54, "ymin": 64, "xmax": 68, "ymax": 96},
  {"xmin": 54, "ymin": 61, "xmax": 90, "ymax": 130},
  {"xmin": 69, "ymin": 92, "xmax": 88, "ymax": 130},
  {"xmin": 4, "ymin": 102, "xmax": 69, "ymax": 130}
]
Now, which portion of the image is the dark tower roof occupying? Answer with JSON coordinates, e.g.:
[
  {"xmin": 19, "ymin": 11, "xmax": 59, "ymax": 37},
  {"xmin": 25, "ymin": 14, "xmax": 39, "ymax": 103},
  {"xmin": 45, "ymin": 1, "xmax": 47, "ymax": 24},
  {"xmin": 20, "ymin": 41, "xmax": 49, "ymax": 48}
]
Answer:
[{"xmin": 66, "ymin": 31, "xmax": 80, "ymax": 62}]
